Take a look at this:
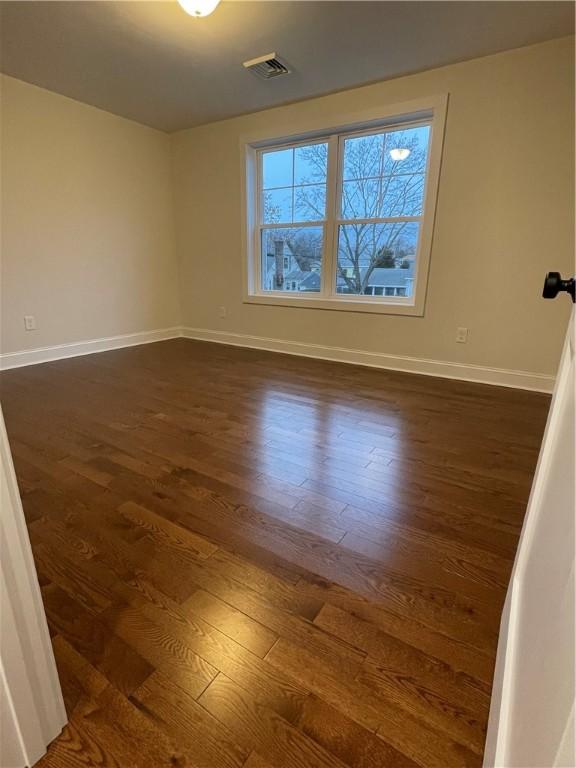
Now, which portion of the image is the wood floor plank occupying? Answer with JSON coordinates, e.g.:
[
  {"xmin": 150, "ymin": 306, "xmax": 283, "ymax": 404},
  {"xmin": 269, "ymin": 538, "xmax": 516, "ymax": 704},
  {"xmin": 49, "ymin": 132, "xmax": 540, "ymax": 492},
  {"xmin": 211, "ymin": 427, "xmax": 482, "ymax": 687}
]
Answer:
[
  {"xmin": 99, "ymin": 602, "xmax": 220, "ymax": 700},
  {"xmin": 295, "ymin": 695, "xmax": 420, "ymax": 768},
  {"xmin": 100, "ymin": 600, "xmax": 310, "ymax": 723},
  {"xmin": 41, "ymin": 584, "xmax": 154, "ymax": 697},
  {"xmin": 183, "ymin": 589, "xmax": 283, "ymax": 658},
  {"xmin": 51, "ymin": 635, "xmax": 109, "ymax": 717},
  {"xmin": 243, "ymin": 754, "xmax": 275, "ymax": 768},
  {"xmin": 67, "ymin": 685, "xmax": 199, "ymax": 768},
  {"xmin": 265, "ymin": 637, "xmax": 481, "ymax": 767},
  {"xmin": 339, "ymin": 531, "xmax": 506, "ymax": 609},
  {"xmin": 34, "ymin": 716, "xmax": 124, "ymax": 768},
  {"xmin": 176, "ymin": 559, "xmax": 368, "ymax": 671},
  {"xmin": 206, "ymin": 548, "xmax": 324, "ymax": 620},
  {"xmin": 131, "ymin": 671, "xmax": 248, "ymax": 768},
  {"xmin": 33, "ymin": 541, "xmax": 113, "ymax": 616},
  {"xmin": 295, "ymin": 575, "xmax": 496, "ymax": 684},
  {"xmin": 314, "ymin": 603, "xmax": 492, "ymax": 704},
  {"xmin": 198, "ymin": 673, "xmax": 349, "ymax": 768},
  {"xmin": 0, "ymin": 337, "xmax": 548, "ymax": 767},
  {"xmin": 49, "ymin": 635, "xmax": 192, "ymax": 768}
]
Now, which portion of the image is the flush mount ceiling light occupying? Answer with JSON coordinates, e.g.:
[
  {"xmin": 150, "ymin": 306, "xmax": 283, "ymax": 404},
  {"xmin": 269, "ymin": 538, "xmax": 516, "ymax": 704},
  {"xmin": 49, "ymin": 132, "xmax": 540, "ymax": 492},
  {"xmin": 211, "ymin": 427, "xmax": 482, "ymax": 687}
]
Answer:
[
  {"xmin": 177, "ymin": 0, "xmax": 221, "ymax": 17},
  {"xmin": 389, "ymin": 148, "xmax": 411, "ymax": 161}
]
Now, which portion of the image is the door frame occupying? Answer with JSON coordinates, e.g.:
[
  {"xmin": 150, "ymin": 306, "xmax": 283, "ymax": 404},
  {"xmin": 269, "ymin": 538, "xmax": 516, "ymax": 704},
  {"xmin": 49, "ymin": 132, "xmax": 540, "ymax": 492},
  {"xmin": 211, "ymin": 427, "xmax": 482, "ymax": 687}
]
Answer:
[
  {"xmin": 484, "ymin": 309, "xmax": 575, "ymax": 766},
  {"xmin": 0, "ymin": 406, "xmax": 67, "ymax": 767}
]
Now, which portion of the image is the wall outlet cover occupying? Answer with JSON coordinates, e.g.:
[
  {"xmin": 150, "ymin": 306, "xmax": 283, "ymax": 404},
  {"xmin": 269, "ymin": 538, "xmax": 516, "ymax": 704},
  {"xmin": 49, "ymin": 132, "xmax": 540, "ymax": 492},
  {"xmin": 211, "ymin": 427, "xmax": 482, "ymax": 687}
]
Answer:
[{"xmin": 456, "ymin": 327, "xmax": 468, "ymax": 343}]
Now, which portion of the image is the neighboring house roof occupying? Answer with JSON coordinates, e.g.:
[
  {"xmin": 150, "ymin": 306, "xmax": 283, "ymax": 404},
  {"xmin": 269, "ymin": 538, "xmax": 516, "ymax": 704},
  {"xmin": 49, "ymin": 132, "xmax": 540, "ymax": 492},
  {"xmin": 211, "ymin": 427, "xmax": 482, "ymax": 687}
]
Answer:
[
  {"xmin": 368, "ymin": 266, "xmax": 414, "ymax": 286},
  {"xmin": 337, "ymin": 265, "xmax": 414, "ymax": 287},
  {"xmin": 299, "ymin": 272, "xmax": 321, "ymax": 290},
  {"xmin": 285, "ymin": 269, "xmax": 308, "ymax": 281},
  {"xmin": 265, "ymin": 252, "xmax": 414, "ymax": 290},
  {"xmin": 285, "ymin": 269, "xmax": 321, "ymax": 291}
]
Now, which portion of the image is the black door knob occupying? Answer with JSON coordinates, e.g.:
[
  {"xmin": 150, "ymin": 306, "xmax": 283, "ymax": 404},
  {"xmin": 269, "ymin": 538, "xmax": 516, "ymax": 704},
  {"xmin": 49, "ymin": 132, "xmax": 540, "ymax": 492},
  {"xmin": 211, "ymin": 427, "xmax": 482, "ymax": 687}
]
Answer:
[{"xmin": 542, "ymin": 272, "xmax": 575, "ymax": 303}]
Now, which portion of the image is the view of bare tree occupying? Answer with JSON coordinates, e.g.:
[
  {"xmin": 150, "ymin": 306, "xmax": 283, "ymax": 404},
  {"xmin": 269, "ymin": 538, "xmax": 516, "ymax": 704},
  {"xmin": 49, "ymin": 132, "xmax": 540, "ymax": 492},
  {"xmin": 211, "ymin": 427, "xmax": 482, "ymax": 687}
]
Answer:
[{"xmin": 261, "ymin": 126, "xmax": 429, "ymax": 295}]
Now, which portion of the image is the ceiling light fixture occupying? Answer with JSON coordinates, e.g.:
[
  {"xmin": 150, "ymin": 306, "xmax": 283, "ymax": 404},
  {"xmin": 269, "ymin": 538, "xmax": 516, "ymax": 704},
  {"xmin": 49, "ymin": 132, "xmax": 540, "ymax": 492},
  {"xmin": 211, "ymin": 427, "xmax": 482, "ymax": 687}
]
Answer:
[
  {"xmin": 389, "ymin": 148, "xmax": 411, "ymax": 161},
  {"xmin": 177, "ymin": 0, "xmax": 221, "ymax": 18}
]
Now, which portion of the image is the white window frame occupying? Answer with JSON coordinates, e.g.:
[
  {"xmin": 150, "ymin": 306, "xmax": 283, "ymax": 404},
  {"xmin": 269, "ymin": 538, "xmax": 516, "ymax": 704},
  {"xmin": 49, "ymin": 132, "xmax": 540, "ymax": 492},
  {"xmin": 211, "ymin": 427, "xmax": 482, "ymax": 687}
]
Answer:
[{"xmin": 241, "ymin": 94, "xmax": 448, "ymax": 316}]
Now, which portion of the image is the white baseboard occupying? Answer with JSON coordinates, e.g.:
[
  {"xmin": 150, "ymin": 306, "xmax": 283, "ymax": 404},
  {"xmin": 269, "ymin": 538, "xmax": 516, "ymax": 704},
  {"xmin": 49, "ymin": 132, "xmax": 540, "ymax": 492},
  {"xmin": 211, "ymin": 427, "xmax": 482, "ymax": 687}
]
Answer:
[
  {"xmin": 0, "ymin": 327, "xmax": 182, "ymax": 370},
  {"xmin": 0, "ymin": 324, "xmax": 555, "ymax": 393},
  {"xmin": 182, "ymin": 326, "xmax": 555, "ymax": 393}
]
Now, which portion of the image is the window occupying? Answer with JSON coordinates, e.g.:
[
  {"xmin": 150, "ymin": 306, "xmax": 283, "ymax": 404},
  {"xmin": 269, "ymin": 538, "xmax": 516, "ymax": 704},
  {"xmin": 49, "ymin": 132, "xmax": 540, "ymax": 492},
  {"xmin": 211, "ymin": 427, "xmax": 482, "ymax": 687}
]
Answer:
[
  {"xmin": 244, "ymin": 97, "xmax": 446, "ymax": 315},
  {"xmin": 259, "ymin": 141, "xmax": 327, "ymax": 295}
]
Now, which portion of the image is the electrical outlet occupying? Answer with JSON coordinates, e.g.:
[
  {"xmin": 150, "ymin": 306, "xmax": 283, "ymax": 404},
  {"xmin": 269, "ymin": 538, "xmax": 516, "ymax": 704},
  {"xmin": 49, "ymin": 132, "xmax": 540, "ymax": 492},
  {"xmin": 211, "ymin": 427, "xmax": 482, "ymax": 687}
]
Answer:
[
  {"xmin": 24, "ymin": 315, "xmax": 37, "ymax": 331},
  {"xmin": 456, "ymin": 327, "xmax": 468, "ymax": 343},
  {"xmin": 218, "ymin": 306, "xmax": 227, "ymax": 319}
]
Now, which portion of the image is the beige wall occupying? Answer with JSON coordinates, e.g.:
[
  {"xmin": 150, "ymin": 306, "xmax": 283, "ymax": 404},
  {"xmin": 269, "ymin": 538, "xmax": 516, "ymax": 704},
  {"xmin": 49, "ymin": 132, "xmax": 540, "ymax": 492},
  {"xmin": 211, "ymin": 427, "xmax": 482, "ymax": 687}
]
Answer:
[
  {"xmin": 1, "ymin": 75, "xmax": 180, "ymax": 355},
  {"xmin": 173, "ymin": 37, "xmax": 574, "ymax": 377},
  {"xmin": 1, "ymin": 38, "xmax": 573, "ymax": 379}
]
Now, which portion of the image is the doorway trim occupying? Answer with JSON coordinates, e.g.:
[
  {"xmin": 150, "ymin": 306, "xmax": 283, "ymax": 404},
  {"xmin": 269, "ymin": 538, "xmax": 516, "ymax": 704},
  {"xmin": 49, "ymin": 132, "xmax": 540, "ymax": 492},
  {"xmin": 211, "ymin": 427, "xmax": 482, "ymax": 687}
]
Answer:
[{"xmin": 1, "ymin": 406, "xmax": 67, "ymax": 767}]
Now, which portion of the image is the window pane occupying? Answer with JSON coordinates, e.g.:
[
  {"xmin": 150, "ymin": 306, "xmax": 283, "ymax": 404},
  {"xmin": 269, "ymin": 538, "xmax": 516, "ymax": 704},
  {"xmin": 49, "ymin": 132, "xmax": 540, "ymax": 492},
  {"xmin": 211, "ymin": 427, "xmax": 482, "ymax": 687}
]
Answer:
[
  {"xmin": 261, "ymin": 227, "xmax": 323, "ymax": 293},
  {"xmin": 341, "ymin": 179, "xmax": 379, "ymax": 219},
  {"xmin": 340, "ymin": 124, "xmax": 431, "ymax": 219},
  {"xmin": 294, "ymin": 184, "xmax": 326, "ymax": 222},
  {"xmin": 383, "ymin": 125, "xmax": 430, "ymax": 175},
  {"xmin": 262, "ymin": 188, "xmax": 292, "ymax": 224},
  {"xmin": 261, "ymin": 142, "xmax": 328, "ymax": 225},
  {"xmin": 336, "ymin": 222, "xmax": 419, "ymax": 297},
  {"xmin": 342, "ymin": 133, "xmax": 384, "ymax": 181},
  {"xmin": 294, "ymin": 143, "xmax": 328, "ymax": 185},
  {"xmin": 380, "ymin": 173, "xmax": 426, "ymax": 217},
  {"xmin": 262, "ymin": 148, "xmax": 293, "ymax": 189}
]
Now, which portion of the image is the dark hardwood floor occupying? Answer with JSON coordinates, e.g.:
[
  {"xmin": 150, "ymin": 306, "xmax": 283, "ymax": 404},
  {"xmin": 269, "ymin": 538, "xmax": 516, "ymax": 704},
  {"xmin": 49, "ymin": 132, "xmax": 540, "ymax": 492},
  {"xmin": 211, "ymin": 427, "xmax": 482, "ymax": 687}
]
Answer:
[{"xmin": 1, "ymin": 338, "xmax": 550, "ymax": 768}]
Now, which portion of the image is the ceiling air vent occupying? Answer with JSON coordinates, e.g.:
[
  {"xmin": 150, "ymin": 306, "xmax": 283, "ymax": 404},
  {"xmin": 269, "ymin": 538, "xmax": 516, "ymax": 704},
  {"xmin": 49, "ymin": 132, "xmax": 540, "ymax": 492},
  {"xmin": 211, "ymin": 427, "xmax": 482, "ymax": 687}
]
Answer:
[{"xmin": 243, "ymin": 53, "xmax": 291, "ymax": 80}]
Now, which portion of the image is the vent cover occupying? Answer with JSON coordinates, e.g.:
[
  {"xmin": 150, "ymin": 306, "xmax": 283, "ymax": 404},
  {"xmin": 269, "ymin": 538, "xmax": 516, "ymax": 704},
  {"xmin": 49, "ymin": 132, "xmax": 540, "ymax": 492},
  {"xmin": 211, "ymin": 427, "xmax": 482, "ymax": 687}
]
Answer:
[{"xmin": 243, "ymin": 53, "xmax": 291, "ymax": 80}]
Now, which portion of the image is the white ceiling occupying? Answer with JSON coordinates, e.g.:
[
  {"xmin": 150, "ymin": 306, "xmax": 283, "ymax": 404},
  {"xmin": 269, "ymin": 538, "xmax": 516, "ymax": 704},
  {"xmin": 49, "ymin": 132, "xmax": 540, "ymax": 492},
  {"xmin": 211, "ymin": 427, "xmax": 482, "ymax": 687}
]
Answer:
[{"xmin": 0, "ymin": 1, "xmax": 573, "ymax": 132}]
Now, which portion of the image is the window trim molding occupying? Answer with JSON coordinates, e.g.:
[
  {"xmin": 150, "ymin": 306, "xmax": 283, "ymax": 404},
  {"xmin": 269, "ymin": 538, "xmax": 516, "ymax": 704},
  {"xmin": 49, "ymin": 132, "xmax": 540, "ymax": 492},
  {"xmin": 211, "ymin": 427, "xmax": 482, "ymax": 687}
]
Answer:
[{"xmin": 240, "ymin": 94, "xmax": 448, "ymax": 316}]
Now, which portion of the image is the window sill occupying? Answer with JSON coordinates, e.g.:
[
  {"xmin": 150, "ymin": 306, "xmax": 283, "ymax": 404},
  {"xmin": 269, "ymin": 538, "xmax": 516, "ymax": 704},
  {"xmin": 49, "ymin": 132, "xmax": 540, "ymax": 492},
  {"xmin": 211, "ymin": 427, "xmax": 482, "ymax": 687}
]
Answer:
[{"xmin": 243, "ymin": 293, "xmax": 425, "ymax": 316}]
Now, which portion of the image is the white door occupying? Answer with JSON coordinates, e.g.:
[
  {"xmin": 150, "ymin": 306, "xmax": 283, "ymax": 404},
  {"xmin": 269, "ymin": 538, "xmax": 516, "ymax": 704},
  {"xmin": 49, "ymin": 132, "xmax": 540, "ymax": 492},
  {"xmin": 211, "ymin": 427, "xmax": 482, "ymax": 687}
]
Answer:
[
  {"xmin": 0, "ymin": 406, "xmax": 67, "ymax": 767},
  {"xmin": 484, "ymin": 308, "xmax": 575, "ymax": 767}
]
